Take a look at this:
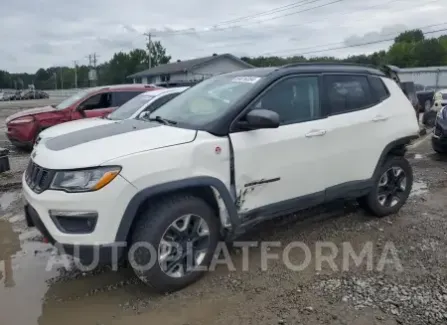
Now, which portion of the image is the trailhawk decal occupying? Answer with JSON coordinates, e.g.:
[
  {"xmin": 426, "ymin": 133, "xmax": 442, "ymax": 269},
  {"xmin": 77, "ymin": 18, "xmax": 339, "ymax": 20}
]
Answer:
[{"xmin": 45, "ymin": 119, "xmax": 162, "ymax": 151}]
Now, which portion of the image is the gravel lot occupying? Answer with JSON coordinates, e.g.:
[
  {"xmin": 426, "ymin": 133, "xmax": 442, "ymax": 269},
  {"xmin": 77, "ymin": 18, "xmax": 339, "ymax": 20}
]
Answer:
[{"xmin": 0, "ymin": 131, "xmax": 446, "ymax": 325}]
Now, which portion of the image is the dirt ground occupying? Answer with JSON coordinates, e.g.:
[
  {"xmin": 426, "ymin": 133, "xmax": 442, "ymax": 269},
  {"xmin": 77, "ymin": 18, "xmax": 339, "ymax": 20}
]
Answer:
[{"xmin": 0, "ymin": 132, "xmax": 446, "ymax": 325}]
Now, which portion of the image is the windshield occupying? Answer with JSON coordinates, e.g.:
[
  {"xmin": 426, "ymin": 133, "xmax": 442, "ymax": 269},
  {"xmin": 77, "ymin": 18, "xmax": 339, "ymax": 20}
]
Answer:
[
  {"xmin": 55, "ymin": 89, "xmax": 91, "ymax": 110},
  {"xmin": 150, "ymin": 74, "xmax": 263, "ymax": 127},
  {"xmin": 107, "ymin": 92, "xmax": 155, "ymax": 120}
]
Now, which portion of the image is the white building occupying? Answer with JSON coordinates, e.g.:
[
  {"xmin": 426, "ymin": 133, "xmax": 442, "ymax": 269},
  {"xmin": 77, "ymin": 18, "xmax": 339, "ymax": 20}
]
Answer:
[
  {"xmin": 128, "ymin": 53, "xmax": 254, "ymax": 86},
  {"xmin": 398, "ymin": 66, "xmax": 447, "ymax": 90}
]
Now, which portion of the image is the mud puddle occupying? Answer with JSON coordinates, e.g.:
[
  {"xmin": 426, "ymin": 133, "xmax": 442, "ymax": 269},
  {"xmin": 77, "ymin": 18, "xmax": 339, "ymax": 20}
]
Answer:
[{"xmin": 0, "ymin": 191, "xmax": 143, "ymax": 325}]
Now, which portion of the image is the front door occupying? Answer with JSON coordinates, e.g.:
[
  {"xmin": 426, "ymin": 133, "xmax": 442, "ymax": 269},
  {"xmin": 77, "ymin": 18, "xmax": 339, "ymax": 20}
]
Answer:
[
  {"xmin": 71, "ymin": 92, "xmax": 115, "ymax": 120},
  {"xmin": 229, "ymin": 75, "xmax": 331, "ymax": 215}
]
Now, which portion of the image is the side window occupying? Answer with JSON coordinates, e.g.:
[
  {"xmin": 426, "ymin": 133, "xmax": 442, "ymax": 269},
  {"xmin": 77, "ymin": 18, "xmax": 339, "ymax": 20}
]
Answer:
[
  {"xmin": 80, "ymin": 92, "xmax": 112, "ymax": 110},
  {"xmin": 112, "ymin": 91, "xmax": 143, "ymax": 107},
  {"xmin": 324, "ymin": 75, "xmax": 374, "ymax": 115},
  {"xmin": 369, "ymin": 77, "xmax": 390, "ymax": 102},
  {"xmin": 146, "ymin": 93, "xmax": 180, "ymax": 112},
  {"xmin": 251, "ymin": 76, "xmax": 320, "ymax": 124}
]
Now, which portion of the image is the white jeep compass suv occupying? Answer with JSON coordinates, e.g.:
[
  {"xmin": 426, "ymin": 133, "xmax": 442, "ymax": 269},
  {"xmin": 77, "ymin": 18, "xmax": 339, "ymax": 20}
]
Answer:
[{"xmin": 23, "ymin": 63, "xmax": 419, "ymax": 293}]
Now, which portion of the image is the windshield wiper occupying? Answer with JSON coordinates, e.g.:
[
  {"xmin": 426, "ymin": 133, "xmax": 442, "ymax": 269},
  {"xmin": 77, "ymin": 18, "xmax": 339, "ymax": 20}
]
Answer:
[{"xmin": 147, "ymin": 115, "xmax": 177, "ymax": 125}]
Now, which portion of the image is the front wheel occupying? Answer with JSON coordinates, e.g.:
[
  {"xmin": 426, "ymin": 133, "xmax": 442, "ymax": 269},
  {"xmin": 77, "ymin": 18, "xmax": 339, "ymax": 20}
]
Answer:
[
  {"xmin": 130, "ymin": 195, "xmax": 220, "ymax": 293},
  {"xmin": 359, "ymin": 156, "xmax": 413, "ymax": 217}
]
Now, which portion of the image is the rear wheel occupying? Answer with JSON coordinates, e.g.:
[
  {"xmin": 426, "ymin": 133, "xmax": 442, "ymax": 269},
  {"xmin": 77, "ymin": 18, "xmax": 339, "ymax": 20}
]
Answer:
[
  {"xmin": 359, "ymin": 156, "xmax": 413, "ymax": 217},
  {"xmin": 130, "ymin": 195, "xmax": 220, "ymax": 293}
]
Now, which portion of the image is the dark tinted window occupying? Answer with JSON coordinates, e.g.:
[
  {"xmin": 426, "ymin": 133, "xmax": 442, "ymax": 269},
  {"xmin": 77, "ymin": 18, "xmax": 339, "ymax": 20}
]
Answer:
[
  {"xmin": 324, "ymin": 75, "xmax": 373, "ymax": 114},
  {"xmin": 80, "ymin": 92, "xmax": 112, "ymax": 110},
  {"xmin": 252, "ymin": 76, "xmax": 320, "ymax": 124},
  {"xmin": 369, "ymin": 77, "xmax": 390, "ymax": 101},
  {"xmin": 112, "ymin": 91, "xmax": 143, "ymax": 106}
]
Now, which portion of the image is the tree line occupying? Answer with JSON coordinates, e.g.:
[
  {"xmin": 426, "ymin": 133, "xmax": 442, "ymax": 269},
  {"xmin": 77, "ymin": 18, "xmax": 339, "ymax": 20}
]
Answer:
[{"xmin": 1, "ymin": 29, "xmax": 447, "ymax": 90}]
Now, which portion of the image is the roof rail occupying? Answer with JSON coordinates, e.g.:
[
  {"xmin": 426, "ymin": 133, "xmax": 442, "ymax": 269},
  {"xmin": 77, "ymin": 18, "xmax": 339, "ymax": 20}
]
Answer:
[{"xmin": 280, "ymin": 61, "xmax": 377, "ymax": 70}]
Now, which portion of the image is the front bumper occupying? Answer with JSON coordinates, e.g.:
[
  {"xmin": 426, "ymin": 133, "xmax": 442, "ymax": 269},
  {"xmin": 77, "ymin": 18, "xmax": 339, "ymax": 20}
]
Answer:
[
  {"xmin": 6, "ymin": 124, "xmax": 35, "ymax": 147},
  {"xmin": 22, "ymin": 170, "xmax": 138, "ymax": 246},
  {"xmin": 24, "ymin": 203, "xmax": 125, "ymax": 264}
]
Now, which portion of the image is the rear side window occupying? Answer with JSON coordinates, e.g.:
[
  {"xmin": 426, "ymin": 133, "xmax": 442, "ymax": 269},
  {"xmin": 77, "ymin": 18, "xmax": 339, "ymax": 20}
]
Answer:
[
  {"xmin": 112, "ymin": 91, "xmax": 144, "ymax": 107},
  {"xmin": 369, "ymin": 77, "xmax": 390, "ymax": 102},
  {"xmin": 324, "ymin": 75, "xmax": 374, "ymax": 115}
]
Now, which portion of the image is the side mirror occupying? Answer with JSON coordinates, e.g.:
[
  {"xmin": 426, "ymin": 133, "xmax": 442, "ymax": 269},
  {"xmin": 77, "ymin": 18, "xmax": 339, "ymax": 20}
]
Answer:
[
  {"xmin": 238, "ymin": 109, "xmax": 280, "ymax": 130},
  {"xmin": 76, "ymin": 105, "xmax": 87, "ymax": 116}
]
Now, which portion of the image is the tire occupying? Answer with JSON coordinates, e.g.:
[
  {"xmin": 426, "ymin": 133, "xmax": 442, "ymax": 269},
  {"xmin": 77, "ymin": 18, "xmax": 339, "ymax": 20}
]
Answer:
[
  {"xmin": 129, "ymin": 194, "xmax": 220, "ymax": 293},
  {"xmin": 359, "ymin": 156, "xmax": 413, "ymax": 217}
]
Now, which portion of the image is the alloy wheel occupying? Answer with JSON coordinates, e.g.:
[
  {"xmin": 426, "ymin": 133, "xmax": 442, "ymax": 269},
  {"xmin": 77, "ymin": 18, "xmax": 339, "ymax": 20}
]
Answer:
[
  {"xmin": 158, "ymin": 214, "xmax": 211, "ymax": 278},
  {"xmin": 377, "ymin": 166, "xmax": 407, "ymax": 207}
]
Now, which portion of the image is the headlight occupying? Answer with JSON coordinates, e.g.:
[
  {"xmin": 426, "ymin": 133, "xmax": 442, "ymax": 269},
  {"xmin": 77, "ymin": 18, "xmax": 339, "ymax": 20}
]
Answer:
[
  {"xmin": 50, "ymin": 166, "xmax": 121, "ymax": 193},
  {"xmin": 8, "ymin": 116, "xmax": 34, "ymax": 124}
]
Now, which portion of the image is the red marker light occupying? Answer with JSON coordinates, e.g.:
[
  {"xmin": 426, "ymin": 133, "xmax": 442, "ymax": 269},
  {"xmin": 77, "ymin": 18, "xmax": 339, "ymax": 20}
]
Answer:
[{"xmin": 215, "ymin": 146, "xmax": 222, "ymax": 154}]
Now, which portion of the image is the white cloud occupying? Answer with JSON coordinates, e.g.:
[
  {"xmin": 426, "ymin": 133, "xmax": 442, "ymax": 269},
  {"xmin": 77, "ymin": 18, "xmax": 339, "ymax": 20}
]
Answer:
[{"xmin": 1, "ymin": 0, "xmax": 446, "ymax": 72}]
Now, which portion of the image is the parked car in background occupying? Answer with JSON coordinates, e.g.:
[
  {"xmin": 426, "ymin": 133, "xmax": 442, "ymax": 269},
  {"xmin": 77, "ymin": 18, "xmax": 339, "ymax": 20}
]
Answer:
[
  {"xmin": 35, "ymin": 87, "xmax": 188, "ymax": 145},
  {"xmin": 432, "ymin": 105, "xmax": 447, "ymax": 153},
  {"xmin": 416, "ymin": 89, "xmax": 435, "ymax": 112},
  {"xmin": 432, "ymin": 89, "xmax": 447, "ymax": 111},
  {"xmin": 5, "ymin": 84, "xmax": 162, "ymax": 149}
]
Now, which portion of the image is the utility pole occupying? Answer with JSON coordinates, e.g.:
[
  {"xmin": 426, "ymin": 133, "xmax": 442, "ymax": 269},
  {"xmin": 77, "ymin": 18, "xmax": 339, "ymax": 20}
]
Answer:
[
  {"xmin": 92, "ymin": 53, "xmax": 98, "ymax": 68},
  {"xmin": 144, "ymin": 32, "xmax": 153, "ymax": 68},
  {"xmin": 60, "ymin": 67, "xmax": 64, "ymax": 89},
  {"xmin": 53, "ymin": 72, "xmax": 57, "ymax": 90},
  {"xmin": 73, "ymin": 60, "xmax": 78, "ymax": 88}
]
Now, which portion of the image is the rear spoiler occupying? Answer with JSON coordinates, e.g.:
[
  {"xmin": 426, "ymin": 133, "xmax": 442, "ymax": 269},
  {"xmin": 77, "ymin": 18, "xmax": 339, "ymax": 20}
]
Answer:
[{"xmin": 380, "ymin": 65, "xmax": 401, "ymax": 84}]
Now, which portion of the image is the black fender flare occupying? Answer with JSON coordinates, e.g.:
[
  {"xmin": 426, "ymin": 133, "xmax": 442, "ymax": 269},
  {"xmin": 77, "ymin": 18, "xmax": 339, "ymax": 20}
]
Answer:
[
  {"xmin": 372, "ymin": 135, "xmax": 417, "ymax": 179},
  {"xmin": 114, "ymin": 176, "xmax": 241, "ymax": 242}
]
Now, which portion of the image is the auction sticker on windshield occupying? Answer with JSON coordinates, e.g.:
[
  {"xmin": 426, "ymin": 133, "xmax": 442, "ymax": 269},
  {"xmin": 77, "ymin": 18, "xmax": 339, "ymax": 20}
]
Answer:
[{"xmin": 231, "ymin": 76, "xmax": 261, "ymax": 84}]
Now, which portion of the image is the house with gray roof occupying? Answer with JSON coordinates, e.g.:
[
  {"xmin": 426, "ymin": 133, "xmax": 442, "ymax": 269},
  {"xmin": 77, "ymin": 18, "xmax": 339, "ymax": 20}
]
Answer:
[{"xmin": 127, "ymin": 53, "xmax": 254, "ymax": 86}]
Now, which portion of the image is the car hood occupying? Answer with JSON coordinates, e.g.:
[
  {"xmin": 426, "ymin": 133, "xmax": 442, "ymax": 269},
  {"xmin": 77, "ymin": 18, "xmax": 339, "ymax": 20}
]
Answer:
[
  {"xmin": 5, "ymin": 105, "xmax": 56, "ymax": 124},
  {"xmin": 39, "ymin": 118, "xmax": 115, "ymax": 140},
  {"xmin": 34, "ymin": 119, "xmax": 197, "ymax": 169}
]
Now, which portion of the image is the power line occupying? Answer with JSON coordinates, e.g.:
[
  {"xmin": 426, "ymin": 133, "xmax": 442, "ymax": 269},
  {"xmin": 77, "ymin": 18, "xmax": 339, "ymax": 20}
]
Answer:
[
  {"xmin": 213, "ymin": 0, "xmax": 316, "ymax": 26},
  {"xmin": 261, "ymin": 26, "xmax": 447, "ymax": 57},
  {"xmin": 158, "ymin": 0, "xmax": 345, "ymax": 36},
  {"xmin": 262, "ymin": 22, "xmax": 447, "ymax": 56},
  {"xmin": 190, "ymin": 0, "xmax": 441, "ymax": 54}
]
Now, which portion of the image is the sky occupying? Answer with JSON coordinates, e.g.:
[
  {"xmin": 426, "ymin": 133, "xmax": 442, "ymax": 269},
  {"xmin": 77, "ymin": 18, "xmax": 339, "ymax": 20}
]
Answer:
[{"xmin": 1, "ymin": 0, "xmax": 447, "ymax": 73}]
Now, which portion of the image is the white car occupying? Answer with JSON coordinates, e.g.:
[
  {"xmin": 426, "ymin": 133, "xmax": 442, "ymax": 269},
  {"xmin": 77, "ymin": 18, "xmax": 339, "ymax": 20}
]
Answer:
[
  {"xmin": 23, "ymin": 64, "xmax": 419, "ymax": 293},
  {"xmin": 35, "ymin": 87, "xmax": 188, "ymax": 145}
]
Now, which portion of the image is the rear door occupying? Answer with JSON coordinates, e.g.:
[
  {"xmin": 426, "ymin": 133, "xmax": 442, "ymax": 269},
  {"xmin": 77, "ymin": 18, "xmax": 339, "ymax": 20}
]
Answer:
[{"xmin": 321, "ymin": 74, "xmax": 391, "ymax": 192}]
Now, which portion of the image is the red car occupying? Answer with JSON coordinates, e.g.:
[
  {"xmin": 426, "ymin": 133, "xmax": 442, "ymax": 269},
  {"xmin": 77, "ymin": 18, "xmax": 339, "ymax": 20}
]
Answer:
[{"xmin": 6, "ymin": 84, "xmax": 161, "ymax": 150}]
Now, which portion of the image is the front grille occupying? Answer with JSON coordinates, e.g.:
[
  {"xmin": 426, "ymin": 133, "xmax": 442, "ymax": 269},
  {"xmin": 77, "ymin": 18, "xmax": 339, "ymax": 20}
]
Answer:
[{"xmin": 25, "ymin": 160, "xmax": 54, "ymax": 193}]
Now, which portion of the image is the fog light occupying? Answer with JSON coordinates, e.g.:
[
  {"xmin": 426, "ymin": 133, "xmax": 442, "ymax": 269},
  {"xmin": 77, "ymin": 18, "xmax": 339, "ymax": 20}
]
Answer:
[{"xmin": 49, "ymin": 210, "xmax": 98, "ymax": 234}]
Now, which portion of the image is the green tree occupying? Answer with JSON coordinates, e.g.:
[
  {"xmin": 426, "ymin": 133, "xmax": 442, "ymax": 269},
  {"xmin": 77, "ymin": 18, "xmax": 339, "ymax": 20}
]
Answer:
[
  {"xmin": 413, "ymin": 39, "xmax": 447, "ymax": 66},
  {"xmin": 147, "ymin": 40, "xmax": 171, "ymax": 67},
  {"xmin": 394, "ymin": 29, "xmax": 424, "ymax": 43}
]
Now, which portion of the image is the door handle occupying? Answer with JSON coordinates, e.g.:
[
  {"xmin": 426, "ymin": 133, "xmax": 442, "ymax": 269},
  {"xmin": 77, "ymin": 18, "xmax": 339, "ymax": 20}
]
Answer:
[
  {"xmin": 372, "ymin": 115, "xmax": 388, "ymax": 122},
  {"xmin": 305, "ymin": 129, "xmax": 326, "ymax": 138}
]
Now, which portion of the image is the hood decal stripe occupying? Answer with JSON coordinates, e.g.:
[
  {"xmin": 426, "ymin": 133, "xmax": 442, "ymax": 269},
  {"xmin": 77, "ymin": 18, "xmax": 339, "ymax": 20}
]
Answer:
[{"xmin": 45, "ymin": 120, "xmax": 162, "ymax": 151}]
